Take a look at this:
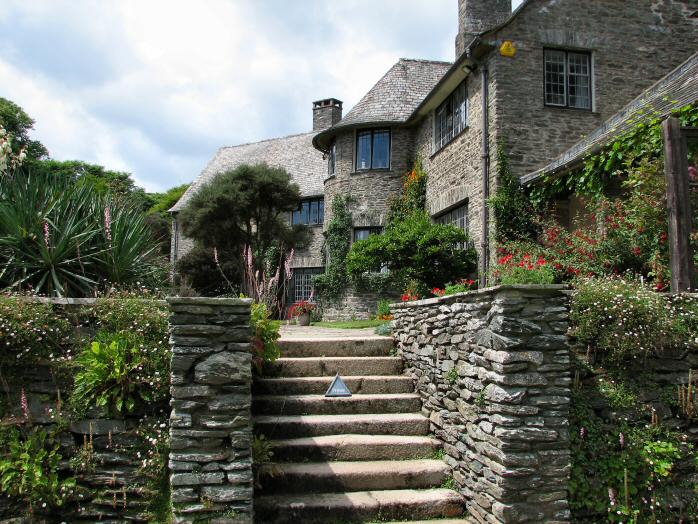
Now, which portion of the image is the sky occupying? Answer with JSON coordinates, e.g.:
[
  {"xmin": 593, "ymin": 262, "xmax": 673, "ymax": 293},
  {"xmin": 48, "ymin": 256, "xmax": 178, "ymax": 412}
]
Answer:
[{"xmin": 0, "ymin": 0, "xmax": 524, "ymax": 192}]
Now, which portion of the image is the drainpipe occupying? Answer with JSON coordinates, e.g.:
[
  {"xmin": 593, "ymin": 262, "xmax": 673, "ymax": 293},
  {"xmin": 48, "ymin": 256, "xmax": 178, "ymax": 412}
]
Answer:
[{"xmin": 479, "ymin": 63, "xmax": 490, "ymax": 288}]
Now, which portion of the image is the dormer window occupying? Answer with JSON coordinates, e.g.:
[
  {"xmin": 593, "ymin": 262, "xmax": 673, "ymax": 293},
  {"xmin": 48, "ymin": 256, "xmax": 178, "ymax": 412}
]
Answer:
[
  {"xmin": 356, "ymin": 129, "xmax": 390, "ymax": 170},
  {"xmin": 292, "ymin": 197, "xmax": 324, "ymax": 225},
  {"xmin": 544, "ymin": 49, "xmax": 592, "ymax": 110},
  {"xmin": 434, "ymin": 80, "xmax": 467, "ymax": 152}
]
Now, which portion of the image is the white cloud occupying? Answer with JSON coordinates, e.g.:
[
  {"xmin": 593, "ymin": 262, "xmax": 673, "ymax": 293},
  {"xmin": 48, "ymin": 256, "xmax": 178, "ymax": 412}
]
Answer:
[{"xmin": 0, "ymin": 0, "xmax": 506, "ymax": 192}]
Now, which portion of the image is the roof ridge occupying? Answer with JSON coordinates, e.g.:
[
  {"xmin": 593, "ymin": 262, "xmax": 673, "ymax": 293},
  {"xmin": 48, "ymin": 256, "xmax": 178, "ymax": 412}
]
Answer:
[
  {"xmin": 219, "ymin": 130, "xmax": 314, "ymax": 150},
  {"xmin": 398, "ymin": 57, "xmax": 453, "ymax": 65}
]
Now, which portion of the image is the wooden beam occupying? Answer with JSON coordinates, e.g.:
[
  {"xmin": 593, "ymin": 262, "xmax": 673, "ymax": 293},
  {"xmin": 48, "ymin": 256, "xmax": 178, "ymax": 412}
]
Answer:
[{"xmin": 663, "ymin": 117, "xmax": 694, "ymax": 292}]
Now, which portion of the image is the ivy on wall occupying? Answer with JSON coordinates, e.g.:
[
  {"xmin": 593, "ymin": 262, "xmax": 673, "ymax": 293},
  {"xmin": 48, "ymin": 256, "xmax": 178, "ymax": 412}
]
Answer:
[{"xmin": 313, "ymin": 195, "xmax": 353, "ymax": 303}]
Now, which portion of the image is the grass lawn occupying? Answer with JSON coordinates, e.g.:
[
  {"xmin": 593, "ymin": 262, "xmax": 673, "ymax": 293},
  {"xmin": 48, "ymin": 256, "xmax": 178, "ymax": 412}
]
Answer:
[{"xmin": 312, "ymin": 319, "xmax": 388, "ymax": 329}]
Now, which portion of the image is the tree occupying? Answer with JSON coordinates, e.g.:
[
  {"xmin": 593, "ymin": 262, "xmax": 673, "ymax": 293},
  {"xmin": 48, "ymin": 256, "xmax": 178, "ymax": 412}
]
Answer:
[
  {"xmin": 177, "ymin": 163, "xmax": 307, "ymax": 294},
  {"xmin": 0, "ymin": 98, "xmax": 48, "ymax": 160},
  {"xmin": 144, "ymin": 184, "xmax": 190, "ymax": 256}
]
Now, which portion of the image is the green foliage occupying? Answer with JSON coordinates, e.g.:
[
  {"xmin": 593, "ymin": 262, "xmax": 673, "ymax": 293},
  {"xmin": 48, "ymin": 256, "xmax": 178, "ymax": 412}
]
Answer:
[
  {"xmin": 347, "ymin": 210, "xmax": 476, "ymax": 289},
  {"xmin": 72, "ymin": 332, "xmax": 157, "ymax": 416},
  {"xmin": 570, "ymin": 276, "xmax": 697, "ymax": 365},
  {"xmin": 447, "ymin": 368, "xmax": 458, "ymax": 385},
  {"xmin": 386, "ymin": 158, "xmax": 428, "ymax": 223},
  {"xmin": 530, "ymin": 103, "xmax": 698, "ymax": 206},
  {"xmin": 72, "ymin": 298, "xmax": 169, "ymax": 416},
  {"xmin": 0, "ymin": 298, "xmax": 73, "ymax": 363},
  {"xmin": 374, "ymin": 322, "xmax": 392, "ymax": 336},
  {"xmin": 0, "ymin": 171, "xmax": 164, "ymax": 296},
  {"xmin": 178, "ymin": 163, "xmax": 307, "ymax": 295},
  {"xmin": 0, "ymin": 98, "xmax": 48, "ymax": 160},
  {"xmin": 376, "ymin": 299, "xmax": 392, "ymax": 319},
  {"xmin": 0, "ymin": 427, "xmax": 75, "ymax": 511},
  {"xmin": 314, "ymin": 196, "xmax": 353, "ymax": 303},
  {"xmin": 488, "ymin": 146, "xmax": 540, "ymax": 243},
  {"xmin": 570, "ymin": 382, "xmax": 693, "ymax": 522},
  {"xmin": 251, "ymin": 302, "xmax": 280, "ymax": 372},
  {"xmin": 252, "ymin": 434, "xmax": 274, "ymax": 464},
  {"xmin": 498, "ymin": 263, "xmax": 556, "ymax": 285}
]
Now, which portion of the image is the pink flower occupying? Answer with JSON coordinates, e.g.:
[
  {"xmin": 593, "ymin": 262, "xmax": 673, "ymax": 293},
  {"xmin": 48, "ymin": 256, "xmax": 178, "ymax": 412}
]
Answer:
[
  {"xmin": 104, "ymin": 207, "xmax": 112, "ymax": 242},
  {"xmin": 43, "ymin": 221, "xmax": 50, "ymax": 248},
  {"xmin": 21, "ymin": 388, "xmax": 29, "ymax": 420}
]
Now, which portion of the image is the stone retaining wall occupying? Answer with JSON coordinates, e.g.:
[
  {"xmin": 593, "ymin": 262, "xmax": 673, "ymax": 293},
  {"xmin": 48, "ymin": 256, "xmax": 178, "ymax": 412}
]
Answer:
[
  {"xmin": 392, "ymin": 285, "xmax": 572, "ymax": 524},
  {"xmin": 168, "ymin": 297, "xmax": 254, "ymax": 523}
]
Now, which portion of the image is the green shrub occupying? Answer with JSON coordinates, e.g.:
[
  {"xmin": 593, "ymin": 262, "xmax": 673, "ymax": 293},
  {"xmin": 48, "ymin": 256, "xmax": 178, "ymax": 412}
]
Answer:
[
  {"xmin": 313, "ymin": 196, "xmax": 352, "ymax": 303},
  {"xmin": 72, "ymin": 332, "xmax": 164, "ymax": 416},
  {"xmin": 0, "ymin": 298, "xmax": 73, "ymax": 363},
  {"xmin": 347, "ymin": 210, "xmax": 476, "ymax": 290},
  {"xmin": 498, "ymin": 263, "xmax": 556, "ymax": 285},
  {"xmin": 376, "ymin": 299, "xmax": 392, "ymax": 319},
  {"xmin": 251, "ymin": 302, "xmax": 280, "ymax": 372},
  {"xmin": 570, "ymin": 276, "xmax": 695, "ymax": 364},
  {"xmin": 374, "ymin": 322, "xmax": 392, "ymax": 337},
  {"xmin": 0, "ymin": 427, "xmax": 75, "ymax": 512}
]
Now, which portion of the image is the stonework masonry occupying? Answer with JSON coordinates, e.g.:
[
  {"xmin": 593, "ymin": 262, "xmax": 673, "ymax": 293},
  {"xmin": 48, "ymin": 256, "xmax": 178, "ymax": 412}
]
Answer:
[
  {"xmin": 392, "ymin": 285, "xmax": 572, "ymax": 524},
  {"xmin": 168, "ymin": 297, "xmax": 254, "ymax": 524}
]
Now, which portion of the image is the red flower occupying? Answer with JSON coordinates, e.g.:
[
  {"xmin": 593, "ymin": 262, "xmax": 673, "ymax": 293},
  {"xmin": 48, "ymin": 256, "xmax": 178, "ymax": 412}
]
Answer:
[
  {"xmin": 432, "ymin": 287, "xmax": 446, "ymax": 297},
  {"xmin": 401, "ymin": 294, "xmax": 410, "ymax": 302},
  {"xmin": 632, "ymin": 247, "xmax": 641, "ymax": 256}
]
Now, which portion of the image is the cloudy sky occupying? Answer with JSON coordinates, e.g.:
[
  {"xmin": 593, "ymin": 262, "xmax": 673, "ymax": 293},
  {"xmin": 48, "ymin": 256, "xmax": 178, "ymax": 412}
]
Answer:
[{"xmin": 0, "ymin": 0, "xmax": 523, "ymax": 192}]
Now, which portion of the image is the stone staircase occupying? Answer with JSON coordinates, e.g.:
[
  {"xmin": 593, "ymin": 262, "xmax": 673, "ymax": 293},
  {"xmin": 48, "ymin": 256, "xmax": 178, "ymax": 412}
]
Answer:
[{"xmin": 252, "ymin": 334, "xmax": 469, "ymax": 523}]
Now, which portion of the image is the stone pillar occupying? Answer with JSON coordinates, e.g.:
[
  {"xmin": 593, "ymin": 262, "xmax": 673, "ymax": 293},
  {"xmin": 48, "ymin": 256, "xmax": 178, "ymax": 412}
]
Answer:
[
  {"xmin": 392, "ymin": 285, "xmax": 572, "ymax": 524},
  {"xmin": 167, "ymin": 297, "xmax": 254, "ymax": 523}
]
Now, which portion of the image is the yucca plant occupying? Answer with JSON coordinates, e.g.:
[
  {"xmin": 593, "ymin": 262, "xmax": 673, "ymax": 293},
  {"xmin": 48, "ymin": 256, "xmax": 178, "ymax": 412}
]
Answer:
[{"xmin": 0, "ymin": 169, "xmax": 165, "ymax": 296}]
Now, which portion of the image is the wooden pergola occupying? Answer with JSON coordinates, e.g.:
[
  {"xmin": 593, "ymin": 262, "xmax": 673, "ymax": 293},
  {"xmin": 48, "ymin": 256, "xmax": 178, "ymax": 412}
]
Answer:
[{"xmin": 663, "ymin": 117, "xmax": 698, "ymax": 292}]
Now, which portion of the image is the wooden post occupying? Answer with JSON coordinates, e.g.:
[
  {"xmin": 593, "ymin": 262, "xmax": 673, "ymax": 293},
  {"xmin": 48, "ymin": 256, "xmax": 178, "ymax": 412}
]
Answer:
[{"xmin": 663, "ymin": 117, "xmax": 694, "ymax": 292}]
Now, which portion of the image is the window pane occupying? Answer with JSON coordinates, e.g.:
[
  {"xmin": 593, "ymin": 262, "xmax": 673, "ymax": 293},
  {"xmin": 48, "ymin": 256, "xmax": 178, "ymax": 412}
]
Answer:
[
  {"xmin": 354, "ymin": 228, "xmax": 370, "ymax": 241},
  {"xmin": 568, "ymin": 52, "xmax": 591, "ymax": 109},
  {"xmin": 372, "ymin": 130, "xmax": 390, "ymax": 169},
  {"xmin": 328, "ymin": 142, "xmax": 336, "ymax": 175},
  {"xmin": 545, "ymin": 50, "xmax": 566, "ymax": 106},
  {"xmin": 301, "ymin": 201, "xmax": 309, "ymax": 224},
  {"xmin": 357, "ymin": 131, "xmax": 372, "ymax": 170},
  {"xmin": 310, "ymin": 200, "xmax": 318, "ymax": 224},
  {"xmin": 292, "ymin": 209, "xmax": 301, "ymax": 225},
  {"xmin": 318, "ymin": 199, "xmax": 324, "ymax": 224}
]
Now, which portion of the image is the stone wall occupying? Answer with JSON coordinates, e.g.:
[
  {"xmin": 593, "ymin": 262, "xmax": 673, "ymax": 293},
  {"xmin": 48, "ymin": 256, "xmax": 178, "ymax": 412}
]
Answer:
[
  {"xmin": 392, "ymin": 285, "xmax": 572, "ymax": 524},
  {"xmin": 167, "ymin": 297, "xmax": 254, "ymax": 524},
  {"xmin": 321, "ymin": 287, "xmax": 400, "ymax": 321}
]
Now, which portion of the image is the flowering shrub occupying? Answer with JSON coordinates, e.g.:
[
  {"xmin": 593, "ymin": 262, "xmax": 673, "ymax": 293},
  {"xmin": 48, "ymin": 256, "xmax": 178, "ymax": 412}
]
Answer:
[
  {"xmin": 570, "ymin": 276, "xmax": 697, "ymax": 364},
  {"xmin": 0, "ymin": 297, "xmax": 73, "ymax": 363},
  {"xmin": 493, "ymin": 249, "xmax": 556, "ymax": 285},
  {"xmin": 432, "ymin": 279, "xmax": 477, "ymax": 297},
  {"xmin": 375, "ymin": 299, "xmax": 393, "ymax": 321}
]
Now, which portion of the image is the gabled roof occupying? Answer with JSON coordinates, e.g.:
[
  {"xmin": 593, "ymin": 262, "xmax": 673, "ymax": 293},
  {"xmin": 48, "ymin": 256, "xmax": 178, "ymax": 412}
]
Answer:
[
  {"xmin": 313, "ymin": 58, "xmax": 452, "ymax": 151},
  {"xmin": 521, "ymin": 50, "xmax": 698, "ymax": 186},
  {"xmin": 170, "ymin": 131, "xmax": 325, "ymax": 212}
]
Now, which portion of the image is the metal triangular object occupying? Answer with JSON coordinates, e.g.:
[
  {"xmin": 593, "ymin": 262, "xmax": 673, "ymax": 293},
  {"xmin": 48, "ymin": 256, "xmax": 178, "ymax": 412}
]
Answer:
[{"xmin": 325, "ymin": 374, "xmax": 352, "ymax": 397}]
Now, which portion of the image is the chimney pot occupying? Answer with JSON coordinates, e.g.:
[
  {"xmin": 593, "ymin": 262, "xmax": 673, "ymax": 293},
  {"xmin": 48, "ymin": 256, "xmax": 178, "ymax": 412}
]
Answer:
[{"xmin": 313, "ymin": 98, "xmax": 343, "ymax": 131}]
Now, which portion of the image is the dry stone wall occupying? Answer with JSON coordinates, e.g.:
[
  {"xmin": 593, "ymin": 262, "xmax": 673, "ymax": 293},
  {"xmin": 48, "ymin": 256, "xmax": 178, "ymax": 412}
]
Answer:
[
  {"xmin": 392, "ymin": 285, "xmax": 572, "ymax": 524},
  {"xmin": 168, "ymin": 297, "xmax": 254, "ymax": 524}
]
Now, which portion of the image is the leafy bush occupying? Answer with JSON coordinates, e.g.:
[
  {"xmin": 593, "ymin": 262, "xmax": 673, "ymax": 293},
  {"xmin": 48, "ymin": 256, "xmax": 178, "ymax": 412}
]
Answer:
[
  {"xmin": 376, "ymin": 299, "xmax": 392, "ymax": 320},
  {"xmin": 432, "ymin": 279, "xmax": 477, "ymax": 297},
  {"xmin": 374, "ymin": 322, "xmax": 392, "ymax": 337},
  {"xmin": 72, "ymin": 332, "xmax": 163, "ymax": 416},
  {"xmin": 313, "ymin": 196, "xmax": 352, "ymax": 303},
  {"xmin": 494, "ymin": 252, "xmax": 556, "ymax": 285},
  {"xmin": 0, "ymin": 171, "xmax": 164, "ymax": 296},
  {"xmin": 0, "ymin": 297, "xmax": 73, "ymax": 363},
  {"xmin": 0, "ymin": 427, "xmax": 75, "ymax": 512},
  {"xmin": 347, "ymin": 210, "xmax": 476, "ymax": 290},
  {"xmin": 251, "ymin": 302, "xmax": 280, "ymax": 373},
  {"xmin": 570, "ymin": 276, "xmax": 696, "ymax": 364}
]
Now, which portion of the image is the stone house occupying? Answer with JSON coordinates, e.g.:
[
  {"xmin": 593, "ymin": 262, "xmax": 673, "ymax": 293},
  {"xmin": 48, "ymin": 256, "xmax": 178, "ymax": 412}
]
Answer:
[{"xmin": 171, "ymin": 0, "xmax": 698, "ymax": 317}]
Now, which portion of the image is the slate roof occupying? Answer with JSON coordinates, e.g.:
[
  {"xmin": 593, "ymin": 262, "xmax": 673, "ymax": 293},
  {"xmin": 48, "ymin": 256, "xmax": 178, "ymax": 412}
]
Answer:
[
  {"xmin": 170, "ymin": 131, "xmax": 325, "ymax": 212},
  {"xmin": 313, "ymin": 58, "xmax": 452, "ymax": 151},
  {"xmin": 521, "ymin": 51, "xmax": 698, "ymax": 186}
]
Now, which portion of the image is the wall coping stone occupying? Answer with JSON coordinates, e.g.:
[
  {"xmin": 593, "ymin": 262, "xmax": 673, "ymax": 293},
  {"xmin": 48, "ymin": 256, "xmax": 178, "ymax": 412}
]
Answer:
[
  {"xmin": 390, "ymin": 284, "xmax": 570, "ymax": 309},
  {"xmin": 12, "ymin": 296, "xmax": 167, "ymax": 306},
  {"xmin": 167, "ymin": 297, "xmax": 254, "ymax": 306}
]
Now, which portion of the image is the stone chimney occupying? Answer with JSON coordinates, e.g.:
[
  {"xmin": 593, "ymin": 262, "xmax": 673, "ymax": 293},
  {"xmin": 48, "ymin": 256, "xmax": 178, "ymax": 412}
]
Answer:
[
  {"xmin": 313, "ymin": 98, "xmax": 343, "ymax": 131},
  {"xmin": 455, "ymin": 0, "xmax": 511, "ymax": 57}
]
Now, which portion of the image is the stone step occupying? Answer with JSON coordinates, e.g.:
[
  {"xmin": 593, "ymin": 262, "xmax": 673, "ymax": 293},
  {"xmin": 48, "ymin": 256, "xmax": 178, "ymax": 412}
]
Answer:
[
  {"xmin": 270, "ymin": 434, "xmax": 441, "ymax": 462},
  {"xmin": 279, "ymin": 337, "xmax": 393, "ymax": 358},
  {"xmin": 253, "ymin": 393, "xmax": 422, "ymax": 416},
  {"xmin": 253, "ymin": 375, "xmax": 414, "ymax": 395},
  {"xmin": 258, "ymin": 459, "xmax": 449, "ymax": 494},
  {"xmin": 254, "ymin": 488, "xmax": 464, "ymax": 523},
  {"xmin": 254, "ymin": 413, "xmax": 429, "ymax": 438},
  {"xmin": 270, "ymin": 356, "xmax": 403, "ymax": 377}
]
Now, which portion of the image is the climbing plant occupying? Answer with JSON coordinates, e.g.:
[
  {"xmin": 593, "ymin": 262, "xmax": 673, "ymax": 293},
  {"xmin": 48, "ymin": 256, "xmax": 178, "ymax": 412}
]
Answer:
[
  {"xmin": 529, "ymin": 103, "xmax": 698, "ymax": 207},
  {"xmin": 313, "ymin": 195, "xmax": 352, "ymax": 303}
]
